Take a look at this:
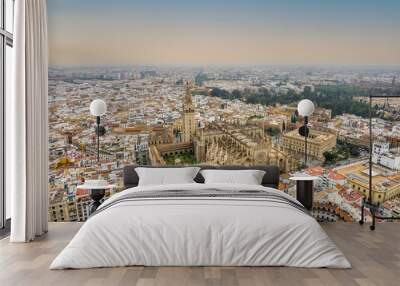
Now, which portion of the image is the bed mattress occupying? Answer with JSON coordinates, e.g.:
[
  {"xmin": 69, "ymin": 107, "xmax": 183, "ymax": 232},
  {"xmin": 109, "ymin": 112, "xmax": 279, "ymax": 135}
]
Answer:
[{"xmin": 50, "ymin": 183, "xmax": 351, "ymax": 269}]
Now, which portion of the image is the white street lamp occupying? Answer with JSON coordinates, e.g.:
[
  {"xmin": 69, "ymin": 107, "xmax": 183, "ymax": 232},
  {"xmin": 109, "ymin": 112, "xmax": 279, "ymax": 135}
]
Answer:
[
  {"xmin": 90, "ymin": 99, "xmax": 107, "ymax": 162},
  {"xmin": 297, "ymin": 99, "xmax": 315, "ymax": 167},
  {"xmin": 297, "ymin": 99, "xmax": 315, "ymax": 117}
]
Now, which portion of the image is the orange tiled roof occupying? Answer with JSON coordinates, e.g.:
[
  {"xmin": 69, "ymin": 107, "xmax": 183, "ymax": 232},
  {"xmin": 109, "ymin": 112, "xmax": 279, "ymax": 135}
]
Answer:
[
  {"xmin": 306, "ymin": 166, "xmax": 325, "ymax": 176},
  {"xmin": 338, "ymin": 188, "xmax": 362, "ymax": 202},
  {"xmin": 76, "ymin": 188, "xmax": 89, "ymax": 196},
  {"xmin": 328, "ymin": 170, "xmax": 346, "ymax": 180}
]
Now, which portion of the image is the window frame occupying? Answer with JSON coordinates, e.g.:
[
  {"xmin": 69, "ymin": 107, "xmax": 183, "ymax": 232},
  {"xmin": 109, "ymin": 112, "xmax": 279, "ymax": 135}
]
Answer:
[{"xmin": 0, "ymin": 0, "xmax": 13, "ymax": 233}]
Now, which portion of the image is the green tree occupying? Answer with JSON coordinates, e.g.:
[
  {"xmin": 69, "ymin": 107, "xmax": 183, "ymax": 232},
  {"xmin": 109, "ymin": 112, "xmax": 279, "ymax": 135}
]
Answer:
[
  {"xmin": 350, "ymin": 146, "xmax": 360, "ymax": 157},
  {"xmin": 265, "ymin": 126, "xmax": 280, "ymax": 137},
  {"xmin": 209, "ymin": 85, "xmax": 377, "ymax": 119},
  {"xmin": 323, "ymin": 151, "xmax": 338, "ymax": 163}
]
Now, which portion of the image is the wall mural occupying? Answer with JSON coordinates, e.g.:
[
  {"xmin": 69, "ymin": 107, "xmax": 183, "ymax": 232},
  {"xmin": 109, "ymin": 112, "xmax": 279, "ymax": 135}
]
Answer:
[{"xmin": 47, "ymin": 1, "xmax": 400, "ymax": 222}]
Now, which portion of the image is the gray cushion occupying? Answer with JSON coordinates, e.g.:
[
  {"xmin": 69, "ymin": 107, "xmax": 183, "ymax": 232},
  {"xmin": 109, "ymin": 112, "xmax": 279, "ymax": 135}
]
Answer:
[{"xmin": 123, "ymin": 165, "xmax": 280, "ymax": 189}]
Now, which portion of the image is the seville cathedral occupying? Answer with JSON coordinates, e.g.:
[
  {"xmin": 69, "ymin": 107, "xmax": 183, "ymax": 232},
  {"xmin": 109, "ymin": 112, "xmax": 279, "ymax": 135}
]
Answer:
[{"xmin": 147, "ymin": 83, "xmax": 301, "ymax": 173}]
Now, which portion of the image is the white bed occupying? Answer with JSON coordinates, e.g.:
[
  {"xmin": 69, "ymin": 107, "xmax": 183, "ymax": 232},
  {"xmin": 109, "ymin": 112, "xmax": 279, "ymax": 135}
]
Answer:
[{"xmin": 50, "ymin": 183, "xmax": 351, "ymax": 269}]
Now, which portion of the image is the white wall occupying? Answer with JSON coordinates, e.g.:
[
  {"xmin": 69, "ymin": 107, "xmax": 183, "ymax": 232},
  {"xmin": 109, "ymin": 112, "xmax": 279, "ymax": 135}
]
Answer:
[{"xmin": 5, "ymin": 44, "xmax": 13, "ymax": 219}]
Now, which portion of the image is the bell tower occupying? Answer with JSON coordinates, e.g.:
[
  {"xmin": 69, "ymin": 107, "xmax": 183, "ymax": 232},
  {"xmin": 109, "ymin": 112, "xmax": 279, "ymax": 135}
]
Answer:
[{"xmin": 182, "ymin": 82, "xmax": 196, "ymax": 143}]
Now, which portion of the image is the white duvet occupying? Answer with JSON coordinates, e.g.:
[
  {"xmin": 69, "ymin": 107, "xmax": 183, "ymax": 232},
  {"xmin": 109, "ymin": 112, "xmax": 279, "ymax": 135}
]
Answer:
[{"xmin": 50, "ymin": 183, "xmax": 351, "ymax": 269}]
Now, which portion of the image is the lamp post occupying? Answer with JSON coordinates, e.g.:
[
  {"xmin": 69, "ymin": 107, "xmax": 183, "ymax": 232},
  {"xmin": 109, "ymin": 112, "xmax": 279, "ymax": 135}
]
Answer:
[
  {"xmin": 297, "ymin": 99, "xmax": 315, "ymax": 167},
  {"xmin": 86, "ymin": 99, "xmax": 108, "ymax": 214},
  {"xmin": 90, "ymin": 99, "xmax": 107, "ymax": 163}
]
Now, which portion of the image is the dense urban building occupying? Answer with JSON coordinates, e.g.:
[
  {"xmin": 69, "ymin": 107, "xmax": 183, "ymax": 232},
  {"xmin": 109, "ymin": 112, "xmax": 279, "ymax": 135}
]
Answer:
[
  {"xmin": 47, "ymin": 66, "xmax": 400, "ymax": 222},
  {"xmin": 283, "ymin": 129, "xmax": 337, "ymax": 161}
]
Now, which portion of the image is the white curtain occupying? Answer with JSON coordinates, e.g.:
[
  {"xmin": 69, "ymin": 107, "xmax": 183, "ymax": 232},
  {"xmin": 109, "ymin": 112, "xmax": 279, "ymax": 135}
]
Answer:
[{"xmin": 8, "ymin": 0, "xmax": 49, "ymax": 242}]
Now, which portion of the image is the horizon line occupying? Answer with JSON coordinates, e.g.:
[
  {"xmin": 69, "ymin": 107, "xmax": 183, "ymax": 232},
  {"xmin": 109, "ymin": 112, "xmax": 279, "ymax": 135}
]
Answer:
[{"xmin": 49, "ymin": 63, "xmax": 400, "ymax": 70}]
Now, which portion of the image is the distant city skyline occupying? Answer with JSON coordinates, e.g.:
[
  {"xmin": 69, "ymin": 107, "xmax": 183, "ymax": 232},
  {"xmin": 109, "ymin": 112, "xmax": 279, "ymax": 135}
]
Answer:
[{"xmin": 48, "ymin": 0, "xmax": 400, "ymax": 66}]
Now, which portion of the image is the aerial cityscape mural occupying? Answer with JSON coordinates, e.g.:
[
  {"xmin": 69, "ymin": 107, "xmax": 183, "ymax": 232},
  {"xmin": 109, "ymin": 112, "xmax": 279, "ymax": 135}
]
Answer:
[{"xmin": 47, "ymin": 0, "xmax": 400, "ymax": 222}]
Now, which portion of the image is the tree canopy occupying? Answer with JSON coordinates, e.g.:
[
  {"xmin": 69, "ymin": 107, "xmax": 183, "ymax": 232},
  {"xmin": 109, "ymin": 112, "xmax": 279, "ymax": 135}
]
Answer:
[{"xmin": 209, "ymin": 85, "xmax": 375, "ymax": 118}]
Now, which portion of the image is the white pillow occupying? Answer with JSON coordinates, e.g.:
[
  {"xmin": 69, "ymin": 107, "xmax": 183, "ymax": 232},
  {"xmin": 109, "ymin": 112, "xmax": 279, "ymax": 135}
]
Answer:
[
  {"xmin": 200, "ymin": 169, "xmax": 266, "ymax": 185},
  {"xmin": 135, "ymin": 167, "xmax": 201, "ymax": 186}
]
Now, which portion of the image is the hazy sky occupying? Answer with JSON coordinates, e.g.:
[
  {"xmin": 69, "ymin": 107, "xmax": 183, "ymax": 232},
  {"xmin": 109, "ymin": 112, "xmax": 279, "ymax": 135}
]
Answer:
[{"xmin": 47, "ymin": 0, "xmax": 400, "ymax": 66}]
